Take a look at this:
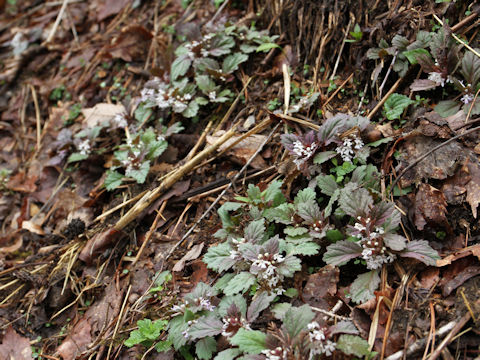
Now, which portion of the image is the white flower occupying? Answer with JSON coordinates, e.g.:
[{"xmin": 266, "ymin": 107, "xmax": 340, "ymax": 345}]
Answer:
[
  {"xmin": 307, "ymin": 322, "xmax": 337, "ymax": 357},
  {"xmin": 113, "ymin": 112, "xmax": 128, "ymax": 128},
  {"xmin": 208, "ymin": 91, "xmax": 217, "ymax": 101},
  {"xmin": 78, "ymin": 139, "xmax": 91, "ymax": 155},
  {"xmin": 335, "ymin": 134, "xmax": 364, "ymax": 163},
  {"xmin": 291, "ymin": 140, "xmax": 318, "ymax": 168},
  {"xmin": 261, "ymin": 347, "xmax": 286, "ymax": 360},
  {"xmin": 428, "ymin": 71, "xmax": 446, "ymax": 87},
  {"xmin": 201, "ymin": 48, "xmax": 209, "ymax": 57},
  {"xmin": 461, "ymin": 93, "xmax": 474, "ymax": 104}
]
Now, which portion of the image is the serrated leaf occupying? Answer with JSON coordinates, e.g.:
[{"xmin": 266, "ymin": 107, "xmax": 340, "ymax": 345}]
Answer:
[
  {"xmin": 403, "ymin": 48, "xmax": 430, "ymax": 64},
  {"xmin": 124, "ymin": 329, "xmax": 145, "ymax": 347},
  {"xmin": 349, "ymin": 270, "xmax": 380, "ymax": 303},
  {"xmin": 126, "ymin": 160, "xmax": 150, "ymax": 184},
  {"xmin": 155, "ymin": 340, "xmax": 172, "ymax": 352},
  {"xmin": 284, "ymin": 226, "xmax": 308, "ymax": 237},
  {"xmin": 316, "ymin": 174, "xmax": 338, "ymax": 196},
  {"xmin": 271, "ymin": 303, "xmax": 292, "ymax": 320},
  {"xmin": 217, "ymin": 201, "xmax": 243, "ymax": 229},
  {"xmin": 263, "ymin": 180, "xmax": 285, "ymax": 205},
  {"xmin": 189, "ymin": 315, "xmax": 223, "ymax": 339},
  {"xmin": 182, "ymin": 100, "xmax": 199, "ymax": 118},
  {"xmin": 203, "ymin": 242, "xmax": 236, "ymax": 272},
  {"xmin": 167, "ymin": 316, "xmax": 189, "ymax": 350},
  {"xmin": 284, "ymin": 241, "xmax": 320, "ymax": 256},
  {"xmin": 223, "ymin": 272, "xmax": 256, "ymax": 296},
  {"xmin": 391, "ymin": 35, "xmax": 409, "ymax": 50},
  {"xmin": 222, "ymin": 52, "xmax": 249, "ymax": 73},
  {"xmin": 324, "ymin": 188, "xmax": 340, "ymax": 217},
  {"xmin": 323, "ymin": 240, "xmax": 362, "ymax": 266},
  {"xmin": 256, "ymin": 43, "xmax": 280, "ymax": 52},
  {"xmin": 435, "ymin": 100, "xmax": 461, "ymax": 118},
  {"xmin": 244, "ymin": 220, "xmax": 265, "ymax": 243},
  {"xmin": 218, "ymin": 295, "xmax": 247, "ymax": 318},
  {"xmin": 196, "ymin": 336, "xmax": 217, "ymax": 359},
  {"xmin": 283, "ymin": 305, "xmax": 315, "ymax": 338},
  {"xmin": 337, "ymin": 334, "xmax": 375, "ymax": 357},
  {"xmin": 196, "ymin": 75, "xmax": 216, "ymax": 93},
  {"xmin": 104, "ymin": 170, "xmax": 124, "ymax": 191},
  {"xmin": 297, "ymin": 200, "xmax": 321, "ymax": 223},
  {"xmin": 384, "ymin": 93, "xmax": 415, "ymax": 120},
  {"xmin": 247, "ymin": 291, "xmax": 276, "ymax": 322},
  {"xmin": 338, "ymin": 185, "xmax": 373, "ymax": 217},
  {"xmin": 209, "ymin": 34, "xmax": 235, "ymax": 56},
  {"xmin": 214, "ymin": 273, "xmax": 235, "ymax": 292},
  {"xmin": 277, "ymin": 255, "xmax": 302, "ymax": 276},
  {"xmin": 214, "ymin": 349, "xmax": 243, "ymax": 360},
  {"xmin": 313, "ymin": 150, "xmax": 336, "ymax": 164},
  {"xmin": 171, "ymin": 55, "xmax": 192, "ymax": 80},
  {"xmin": 461, "ymin": 50, "xmax": 480, "ymax": 85},
  {"xmin": 263, "ymin": 203, "xmax": 294, "ymax": 225},
  {"xmin": 401, "ymin": 240, "xmax": 440, "ymax": 266},
  {"xmin": 294, "ymin": 187, "xmax": 317, "ymax": 204},
  {"xmin": 229, "ymin": 329, "xmax": 266, "ymax": 354},
  {"xmin": 383, "ymin": 233, "xmax": 406, "ymax": 251},
  {"xmin": 67, "ymin": 152, "xmax": 89, "ymax": 163},
  {"xmin": 135, "ymin": 103, "xmax": 153, "ymax": 123}
]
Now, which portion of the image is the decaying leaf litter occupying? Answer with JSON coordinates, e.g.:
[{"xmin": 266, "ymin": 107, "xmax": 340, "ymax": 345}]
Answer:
[{"xmin": 1, "ymin": 0, "xmax": 480, "ymax": 359}]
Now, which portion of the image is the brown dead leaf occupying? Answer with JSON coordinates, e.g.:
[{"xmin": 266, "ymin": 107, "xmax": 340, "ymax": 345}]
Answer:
[
  {"xmin": 190, "ymin": 259, "xmax": 209, "ymax": 286},
  {"xmin": 57, "ymin": 281, "xmax": 123, "ymax": 359},
  {"xmin": 399, "ymin": 136, "xmax": 464, "ymax": 187},
  {"xmin": 82, "ymin": 103, "xmax": 126, "ymax": 128},
  {"xmin": 172, "ymin": 243, "xmax": 204, "ymax": 272},
  {"xmin": 97, "ymin": 0, "xmax": 131, "ymax": 21},
  {"xmin": 302, "ymin": 265, "xmax": 339, "ymax": 310},
  {"xmin": 441, "ymin": 162, "xmax": 470, "ymax": 205},
  {"xmin": 464, "ymin": 157, "xmax": 480, "ymax": 218},
  {"xmin": 6, "ymin": 170, "xmax": 37, "ymax": 193},
  {"xmin": 0, "ymin": 325, "xmax": 33, "ymax": 360},
  {"xmin": 437, "ymin": 244, "xmax": 480, "ymax": 266},
  {"xmin": 109, "ymin": 25, "xmax": 153, "ymax": 62},
  {"xmin": 79, "ymin": 228, "xmax": 124, "ymax": 264},
  {"xmin": 413, "ymin": 183, "xmax": 448, "ymax": 231}
]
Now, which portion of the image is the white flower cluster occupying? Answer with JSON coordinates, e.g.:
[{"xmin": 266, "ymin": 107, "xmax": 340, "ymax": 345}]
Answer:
[
  {"xmin": 192, "ymin": 296, "xmax": 215, "ymax": 312},
  {"xmin": 261, "ymin": 347, "xmax": 287, "ymax": 360},
  {"xmin": 221, "ymin": 315, "xmax": 251, "ymax": 337},
  {"xmin": 355, "ymin": 217, "xmax": 396, "ymax": 270},
  {"xmin": 78, "ymin": 139, "xmax": 91, "ymax": 156},
  {"xmin": 335, "ymin": 135, "xmax": 364, "ymax": 163},
  {"xmin": 428, "ymin": 71, "xmax": 446, "ymax": 87},
  {"xmin": 183, "ymin": 33, "xmax": 215, "ymax": 59},
  {"xmin": 252, "ymin": 252, "xmax": 285, "ymax": 294},
  {"xmin": 113, "ymin": 112, "xmax": 128, "ymax": 128},
  {"xmin": 140, "ymin": 78, "xmax": 192, "ymax": 113},
  {"xmin": 292, "ymin": 140, "xmax": 318, "ymax": 168},
  {"xmin": 307, "ymin": 322, "xmax": 337, "ymax": 357}
]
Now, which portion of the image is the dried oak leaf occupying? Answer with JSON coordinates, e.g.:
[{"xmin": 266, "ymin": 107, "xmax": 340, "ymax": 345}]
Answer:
[
  {"xmin": 0, "ymin": 326, "xmax": 33, "ymax": 360},
  {"xmin": 413, "ymin": 183, "xmax": 448, "ymax": 231},
  {"xmin": 398, "ymin": 135, "xmax": 464, "ymax": 187}
]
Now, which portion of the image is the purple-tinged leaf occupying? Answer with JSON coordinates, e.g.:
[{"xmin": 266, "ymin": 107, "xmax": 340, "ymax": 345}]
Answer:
[
  {"xmin": 349, "ymin": 270, "xmax": 380, "ymax": 304},
  {"xmin": 401, "ymin": 240, "xmax": 440, "ymax": 266},
  {"xmin": 461, "ymin": 50, "xmax": 480, "ymax": 86},
  {"xmin": 313, "ymin": 150, "xmax": 337, "ymax": 165},
  {"xmin": 188, "ymin": 315, "xmax": 224, "ymax": 339},
  {"xmin": 196, "ymin": 337, "xmax": 217, "ymax": 360},
  {"xmin": 203, "ymin": 242, "xmax": 236, "ymax": 272},
  {"xmin": 338, "ymin": 184, "xmax": 373, "ymax": 217},
  {"xmin": 277, "ymin": 255, "xmax": 302, "ymax": 276},
  {"xmin": 244, "ymin": 220, "xmax": 265, "ymax": 243},
  {"xmin": 323, "ymin": 241, "xmax": 362, "ymax": 266},
  {"xmin": 283, "ymin": 305, "xmax": 315, "ymax": 338},
  {"xmin": 247, "ymin": 291, "xmax": 276, "ymax": 322},
  {"xmin": 383, "ymin": 233, "xmax": 407, "ymax": 251},
  {"xmin": 297, "ymin": 200, "xmax": 322, "ymax": 223}
]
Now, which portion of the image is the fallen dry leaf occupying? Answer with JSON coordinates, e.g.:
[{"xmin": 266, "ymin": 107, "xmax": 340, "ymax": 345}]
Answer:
[
  {"xmin": 413, "ymin": 183, "xmax": 448, "ymax": 231},
  {"xmin": 464, "ymin": 157, "xmax": 480, "ymax": 218},
  {"xmin": 82, "ymin": 103, "xmax": 126, "ymax": 128},
  {"xmin": 172, "ymin": 243, "xmax": 204, "ymax": 272},
  {"xmin": 302, "ymin": 264, "xmax": 339, "ymax": 310},
  {"xmin": 0, "ymin": 325, "xmax": 33, "ymax": 360}
]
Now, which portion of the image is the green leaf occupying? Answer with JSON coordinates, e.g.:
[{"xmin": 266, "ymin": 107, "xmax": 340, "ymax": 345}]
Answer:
[
  {"xmin": 229, "ymin": 329, "xmax": 266, "ymax": 354},
  {"xmin": 196, "ymin": 337, "xmax": 217, "ymax": 360},
  {"xmin": 104, "ymin": 170, "xmax": 124, "ymax": 191},
  {"xmin": 326, "ymin": 229, "xmax": 344, "ymax": 242},
  {"xmin": 256, "ymin": 43, "xmax": 280, "ymax": 52},
  {"xmin": 283, "ymin": 304, "xmax": 315, "ymax": 338},
  {"xmin": 262, "ymin": 180, "xmax": 285, "ymax": 205},
  {"xmin": 337, "ymin": 334, "xmax": 376, "ymax": 357},
  {"xmin": 384, "ymin": 93, "xmax": 415, "ymax": 120},
  {"xmin": 135, "ymin": 103, "xmax": 153, "ymax": 123},
  {"xmin": 213, "ymin": 349, "xmax": 242, "ymax": 360},
  {"xmin": 203, "ymin": 242, "xmax": 236, "ymax": 273},
  {"xmin": 222, "ymin": 52, "xmax": 249, "ymax": 73},
  {"xmin": 67, "ymin": 152, "xmax": 89, "ymax": 163},
  {"xmin": 284, "ymin": 241, "xmax": 320, "ymax": 256},
  {"xmin": 124, "ymin": 329, "xmax": 145, "ymax": 347},
  {"xmin": 168, "ymin": 316, "xmax": 189, "ymax": 350},
  {"xmin": 126, "ymin": 160, "xmax": 150, "ymax": 184},
  {"xmin": 182, "ymin": 100, "xmax": 199, "ymax": 118},
  {"xmin": 313, "ymin": 150, "xmax": 336, "ymax": 165},
  {"xmin": 316, "ymin": 174, "xmax": 338, "ymax": 196},
  {"xmin": 271, "ymin": 303, "xmax": 292, "ymax": 320},
  {"xmin": 223, "ymin": 272, "xmax": 256, "ymax": 296},
  {"xmin": 195, "ymin": 75, "xmax": 216, "ymax": 93},
  {"xmin": 323, "ymin": 240, "xmax": 362, "ymax": 266},
  {"xmin": 435, "ymin": 100, "xmax": 461, "ymax": 117},
  {"xmin": 217, "ymin": 201, "xmax": 243, "ymax": 229},
  {"xmin": 171, "ymin": 55, "xmax": 192, "ymax": 80},
  {"xmin": 294, "ymin": 187, "xmax": 317, "ymax": 204},
  {"xmin": 247, "ymin": 291, "xmax": 276, "ymax": 322},
  {"xmin": 218, "ymin": 295, "xmax": 247, "ymax": 318},
  {"xmin": 155, "ymin": 340, "xmax": 172, "ymax": 352},
  {"xmin": 349, "ymin": 270, "xmax": 380, "ymax": 303},
  {"xmin": 284, "ymin": 226, "xmax": 309, "ymax": 237},
  {"xmin": 244, "ymin": 219, "xmax": 265, "ymax": 243},
  {"xmin": 214, "ymin": 273, "xmax": 235, "ymax": 292},
  {"xmin": 403, "ymin": 48, "xmax": 430, "ymax": 64},
  {"xmin": 189, "ymin": 316, "xmax": 223, "ymax": 339}
]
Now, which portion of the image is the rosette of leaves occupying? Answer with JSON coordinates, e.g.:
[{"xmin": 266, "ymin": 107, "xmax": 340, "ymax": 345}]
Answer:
[
  {"xmin": 323, "ymin": 186, "xmax": 440, "ymax": 303},
  {"xmin": 281, "ymin": 113, "xmax": 370, "ymax": 174},
  {"xmin": 165, "ymin": 284, "xmax": 276, "ymax": 359},
  {"xmin": 242, "ymin": 304, "xmax": 374, "ymax": 359},
  {"xmin": 105, "ymin": 124, "xmax": 183, "ymax": 190},
  {"xmin": 204, "ymin": 220, "xmax": 302, "ymax": 296}
]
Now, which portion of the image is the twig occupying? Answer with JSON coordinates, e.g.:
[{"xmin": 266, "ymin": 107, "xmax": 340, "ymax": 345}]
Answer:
[
  {"xmin": 29, "ymin": 85, "xmax": 42, "ymax": 154},
  {"xmin": 206, "ymin": 0, "xmax": 230, "ymax": 28},
  {"xmin": 165, "ymin": 122, "xmax": 281, "ymax": 261},
  {"xmin": 389, "ymin": 124, "xmax": 480, "ymax": 192},
  {"xmin": 44, "ymin": 0, "xmax": 70, "ymax": 44},
  {"xmin": 114, "ymin": 126, "xmax": 238, "ymax": 231},
  {"xmin": 367, "ymin": 77, "xmax": 402, "ymax": 120},
  {"xmin": 379, "ymin": 51, "xmax": 398, "ymax": 99},
  {"xmin": 323, "ymin": 72, "xmax": 354, "ymax": 108},
  {"xmin": 433, "ymin": 14, "xmax": 480, "ymax": 58},
  {"xmin": 107, "ymin": 284, "xmax": 131, "ymax": 360},
  {"xmin": 273, "ymin": 112, "xmax": 320, "ymax": 131},
  {"xmin": 329, "ymin": 19, "xmax": 351, "ymax": 82},
  {"xmin": 310, "ymin": 306, "xmax": 350, "ymax": 321}
]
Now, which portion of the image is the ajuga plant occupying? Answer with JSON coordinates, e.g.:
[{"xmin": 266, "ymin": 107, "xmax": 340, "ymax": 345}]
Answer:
[
  {"xmin": 280, "ymin": 113, "xmax": 370, "ymax": 176},
  {"xmin": 322, "ymin": 185, "xmax": 440, "ymax": 303},
  {"xmin": 139, "ymin": 24, "xmax": 278, "ymax": 118}
]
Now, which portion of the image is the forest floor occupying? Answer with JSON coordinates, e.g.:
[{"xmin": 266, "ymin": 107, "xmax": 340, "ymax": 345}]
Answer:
[{"xmin": 1, "ymin": 0, "xmax": 480, "ymax": 359}]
